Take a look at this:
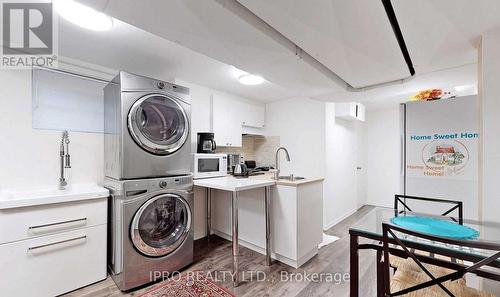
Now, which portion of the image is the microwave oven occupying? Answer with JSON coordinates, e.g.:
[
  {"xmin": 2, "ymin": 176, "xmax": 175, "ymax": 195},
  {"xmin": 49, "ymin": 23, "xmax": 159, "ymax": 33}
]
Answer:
[{"xmin": 193, "ymin": 153, "xmax": 228, "ymax": 179}]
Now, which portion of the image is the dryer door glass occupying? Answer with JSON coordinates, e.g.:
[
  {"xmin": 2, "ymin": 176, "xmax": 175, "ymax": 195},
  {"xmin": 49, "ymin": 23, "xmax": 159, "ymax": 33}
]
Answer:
[
  {"xmin": 131, "ymin": 194, "xmax": 191, "ymax": 257},
  {"xmin": 128, "ymin": 94, "xmax": 189, "ymax": 155}
]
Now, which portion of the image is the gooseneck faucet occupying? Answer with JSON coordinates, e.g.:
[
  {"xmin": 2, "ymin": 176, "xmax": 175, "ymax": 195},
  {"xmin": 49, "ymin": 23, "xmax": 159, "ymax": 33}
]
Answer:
[
  {"xmin": 274, "ymin": 146, "xmax": 291, "ymax": 180},
  {"xmin": 59, "ymin": 131, "xmax": 71, "ymax": 189}
]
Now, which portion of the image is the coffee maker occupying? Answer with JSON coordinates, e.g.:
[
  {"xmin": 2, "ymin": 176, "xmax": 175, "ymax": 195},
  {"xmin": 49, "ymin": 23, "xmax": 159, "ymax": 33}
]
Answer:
[{"xmin": 197, "ymin": 132, "xmax": 216, "ymax": 153}]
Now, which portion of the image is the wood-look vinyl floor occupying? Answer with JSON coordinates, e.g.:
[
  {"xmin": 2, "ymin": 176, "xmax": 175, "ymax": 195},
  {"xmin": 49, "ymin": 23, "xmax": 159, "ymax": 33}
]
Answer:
[{"xmin": 64, "ymin": 206, "xmax": 377, "ymax": 297}]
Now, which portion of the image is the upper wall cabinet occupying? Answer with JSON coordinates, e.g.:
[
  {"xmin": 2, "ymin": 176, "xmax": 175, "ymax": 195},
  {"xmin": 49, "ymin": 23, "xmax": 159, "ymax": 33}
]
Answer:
[
  {"xmin": 241, "ymin": 103, "xmax": 265, "ymax": 128},
  {"xmin": 211, "ymin": 94, "xmax": 266, "ymax": 147},
  {"xmin": 335, "ymin": 102, "xmax": 365, "ymax": 122},
  {"xmin": 212, "ymin": 94, "xmax": 243, "ymax": 147}
]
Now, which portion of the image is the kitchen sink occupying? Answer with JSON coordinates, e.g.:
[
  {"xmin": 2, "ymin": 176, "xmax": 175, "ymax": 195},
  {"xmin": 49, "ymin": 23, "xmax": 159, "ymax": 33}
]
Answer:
[{"xmin": 278, "ymin": 175, "xmax": 305, "ymax": 181}]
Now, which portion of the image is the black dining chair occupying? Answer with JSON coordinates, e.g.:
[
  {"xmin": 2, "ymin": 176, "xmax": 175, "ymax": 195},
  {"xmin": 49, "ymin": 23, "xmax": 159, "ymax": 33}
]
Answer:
[
  {"xmin": 394, "ymin": 195, "xmax": 463, "ymax": 225},
  {"xmin": 390, "ymin": 195, "xmax": 465, "ymax": 272},
  {"xmin": 381, "ymin": 222, "xmax": 500, "ymax": 297}
]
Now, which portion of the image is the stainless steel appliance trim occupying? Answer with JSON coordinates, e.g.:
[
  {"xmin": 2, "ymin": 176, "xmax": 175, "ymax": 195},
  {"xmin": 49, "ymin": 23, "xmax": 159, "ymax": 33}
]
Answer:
[
  {"xmin": 130, "ymin": 193, "xmax": 192, "ymax": 257},
  {"xmin": 27, "ymin": 235, "xmax": 87, "ymax": 251},
  {"xmin": 127, "ymin": 93, "xmax": 190, "ymax": 155},
  {"xmin": 28, "ymin": 217, "xmax": 87, "ymax": 230}
]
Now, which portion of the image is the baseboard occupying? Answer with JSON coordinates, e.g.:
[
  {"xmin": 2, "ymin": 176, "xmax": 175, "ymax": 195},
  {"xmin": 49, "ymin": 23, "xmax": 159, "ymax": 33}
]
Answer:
[
  {"xmin": 323, "ymin": 208, "xmax": 357, "ymax": 231},
  {"xmin": 296, "ymin": 247, "xmax": 319, "ymax": 268},
  {"xmin": 212, "ymin": 230, "xmax": 308, "ymax": 269}
]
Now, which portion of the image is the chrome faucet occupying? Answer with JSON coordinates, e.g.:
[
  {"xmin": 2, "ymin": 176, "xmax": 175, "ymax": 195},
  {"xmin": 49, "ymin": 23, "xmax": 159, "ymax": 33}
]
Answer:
[
  {"xmin": 274, "ymin": 146, "xmax": 290, "ymax": 180},
  {"xmin": 59, "ymin": 131, "xmax": 71, "ymax": 190}
]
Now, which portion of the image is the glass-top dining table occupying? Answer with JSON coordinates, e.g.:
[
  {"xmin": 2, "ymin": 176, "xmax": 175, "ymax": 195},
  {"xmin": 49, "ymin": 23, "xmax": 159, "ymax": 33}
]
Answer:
[{"xmin": 349, "ymin": 206, "xmax": 500, "ymax": 297}]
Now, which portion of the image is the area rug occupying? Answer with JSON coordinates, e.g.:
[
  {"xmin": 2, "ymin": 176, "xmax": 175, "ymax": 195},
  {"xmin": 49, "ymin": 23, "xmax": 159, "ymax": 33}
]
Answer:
[
  {"xmin": 138, "ymin": 272, "xmax": 235, "ymax": 297},
  {"xmin": 318, "ymin": 233, "xmax": 340, "ymax": 249}
]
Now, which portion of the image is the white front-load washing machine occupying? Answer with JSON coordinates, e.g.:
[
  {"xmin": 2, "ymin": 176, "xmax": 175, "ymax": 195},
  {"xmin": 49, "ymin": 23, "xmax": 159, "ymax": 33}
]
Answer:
[
  {"xmin": 105, "ymin": 175, "xmax": 194, "ymax": 291},
  {"xmin": 104, "ymin": 71, "xmax": 191, "ymax": 179}
]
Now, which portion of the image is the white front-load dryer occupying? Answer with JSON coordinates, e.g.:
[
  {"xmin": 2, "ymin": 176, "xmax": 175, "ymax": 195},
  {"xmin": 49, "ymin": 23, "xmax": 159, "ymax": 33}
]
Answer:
[
  {"xmin": 104, "ymin": 71, "xmax": 191, "ymax": 179},
  {"xmin": 106, "ymin": 175, "xmax": 194, "ymax": 291}
]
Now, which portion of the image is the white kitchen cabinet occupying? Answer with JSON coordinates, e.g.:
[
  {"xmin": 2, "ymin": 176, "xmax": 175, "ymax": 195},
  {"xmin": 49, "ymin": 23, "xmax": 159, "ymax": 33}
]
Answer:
[
  {"xmin": 181, "ymin": 80, "xmax": 266, "ymax": 146},
  {"xmin": 241, "ymin": 103, "xmax": 265, "ymax": 128},
  {"xmin": 212, "ymin": 94, "xmax": 243, "ymax": 147},
  {"xmin": 0, "ymin": 198, "xmax": 107, "ymax": 296},
  {"xmin": 272, "ymin": 182, "xmax": 323, "ymax": 268},
  {"xmin": 335, "ymin": 102, "xmax": 366, "ymax": 122}
]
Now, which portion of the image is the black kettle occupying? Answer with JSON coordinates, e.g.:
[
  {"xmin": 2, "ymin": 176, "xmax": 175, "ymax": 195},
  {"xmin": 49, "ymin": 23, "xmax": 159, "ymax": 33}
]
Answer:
[{"xmin": 232, "ymin": 163, "xmax": 248, "ymax": 176}]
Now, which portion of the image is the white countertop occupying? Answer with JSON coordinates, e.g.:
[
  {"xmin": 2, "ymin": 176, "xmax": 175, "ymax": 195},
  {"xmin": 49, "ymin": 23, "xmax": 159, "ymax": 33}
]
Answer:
[
  {"xmin": 194, "ymin": 173, "xmax": 324, "ymax": 191},
  {"xmin": 0, "ymin": 183, "xmax": 109, "ymax": 209},
  {"xmin": 194, "ymin": 175, "xmax": 275, "ymax": 191}
]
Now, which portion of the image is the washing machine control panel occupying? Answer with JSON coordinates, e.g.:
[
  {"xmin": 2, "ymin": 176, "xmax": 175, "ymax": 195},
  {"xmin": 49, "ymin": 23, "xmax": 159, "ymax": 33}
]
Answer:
[
  {"xmin": 156, "ymin": 81, "xmax": 166, "ymax": 89},
  {"xmin": 155, "ymin": 176, "xmax": 193, "ymax": 190}
]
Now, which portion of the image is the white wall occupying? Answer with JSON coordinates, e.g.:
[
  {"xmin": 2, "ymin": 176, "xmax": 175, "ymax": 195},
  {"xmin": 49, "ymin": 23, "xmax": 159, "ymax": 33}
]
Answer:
[
  {"xmin": 323, "ymin": 103, "xmax": 361, "ymax": 229},
  {"xmin": 479, "ymin": 29, "xmax": 500, "ymax": 224},
  {"xmin": 479, "ymin": 28, "xmax": 500, "ymax": 295},
  {"xmin": 265, "ymin": 97, "xmax": 326, "ymax": 178},
  {"xmin": 364, "ymin": 105, "xmax": 403, "ymax": 207},
  {"xmin": 266, "ymin": 98, "xmax": 365, "ymax": 229},
  {"xmin": 0, "ymin": 69, "xmax": 104, "ymax": 190}
]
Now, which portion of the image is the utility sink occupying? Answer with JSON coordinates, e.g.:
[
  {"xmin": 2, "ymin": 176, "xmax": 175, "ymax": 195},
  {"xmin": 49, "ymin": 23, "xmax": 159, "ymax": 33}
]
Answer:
[
  {"xmin": 0, "ymin": 184, "xmax": 109, "ymax": 210},
  {"xmin": 278, "ymin": 175, "xmax": 305, "ymax": 181}
]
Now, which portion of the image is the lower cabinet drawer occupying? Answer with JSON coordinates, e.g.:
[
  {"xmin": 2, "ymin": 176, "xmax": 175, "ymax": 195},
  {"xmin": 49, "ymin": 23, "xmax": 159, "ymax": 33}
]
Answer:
[
  {"xmin": 0, "ymin": 224, "xmax": 107, "ymax": 297},
  {"xmin": 0, "ymin": 198, "xmax": 107, "ymax": 244}
]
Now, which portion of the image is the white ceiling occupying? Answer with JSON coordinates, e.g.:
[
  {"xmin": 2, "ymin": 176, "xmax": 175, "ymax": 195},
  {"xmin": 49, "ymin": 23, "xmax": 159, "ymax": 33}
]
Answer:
[
  {"xmin": 393, "ymin": 0, "xmax": 500, "ymax": 74},
  {"xmin": 315, "ymin": 63, "xmax": 477, "ymax": 110},
  {"xmin": 236, "ymin": 0, "xmax": 411, "ymax": 88},
  {"xmin": 58, "ymin": 17, "xmax": 302, "ymax": 102},
  {"xmin": 71, "ymin": 0, "xmax": 500, "ymax": 105},
  {"xmin": 74, "ymin": 0, "xmax": 346, "ymax": 101}
]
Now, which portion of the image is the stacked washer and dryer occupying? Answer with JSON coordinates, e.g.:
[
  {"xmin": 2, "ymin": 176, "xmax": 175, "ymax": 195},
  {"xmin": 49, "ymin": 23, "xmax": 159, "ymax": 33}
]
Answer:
[{"xmin": 103, "ymin": 72, "xmax": 194, "ymax": 291}]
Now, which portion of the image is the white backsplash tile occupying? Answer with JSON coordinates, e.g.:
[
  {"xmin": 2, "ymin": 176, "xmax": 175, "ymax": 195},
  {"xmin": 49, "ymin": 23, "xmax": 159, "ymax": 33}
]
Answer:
[{"xmin": 217, "ymin": 135, "xmax": 280, "ymax": 167}]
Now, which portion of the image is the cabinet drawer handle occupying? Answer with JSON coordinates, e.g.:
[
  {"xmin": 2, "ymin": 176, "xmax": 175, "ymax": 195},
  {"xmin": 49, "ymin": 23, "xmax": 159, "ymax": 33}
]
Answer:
[
  {"xmin": 29, "ymin": 218, "xmax": 87, "ymax": 230},
  {"xmin": 28, "ymin": 235, "xmax": 87, "ymax": 252}
]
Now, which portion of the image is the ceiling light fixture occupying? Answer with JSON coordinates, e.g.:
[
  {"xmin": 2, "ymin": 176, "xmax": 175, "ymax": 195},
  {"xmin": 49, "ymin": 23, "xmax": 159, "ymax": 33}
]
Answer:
[
  {"xmin": 55, "ymin": 0, "xmax": 114, "ymax": 31},
  {"xmin": 230, "ymin": 66, "xmax": 265, "ymax": 85},
  {"xmin": 238, "ymin": 74, "xmax": 265, "ymax": 85}
]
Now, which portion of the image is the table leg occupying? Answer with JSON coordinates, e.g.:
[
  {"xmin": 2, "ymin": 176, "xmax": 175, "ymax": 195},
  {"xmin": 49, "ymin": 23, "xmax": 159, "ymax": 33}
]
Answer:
[
  {"xmin": 265, "ymin": 186, "xmax": 272, "ymax": 266},
  {"xmin": 206, "ymin": 188, "xmax": 211, "ymax": 242},
  {"xmin": 232, "ymin": 191, "xmax": 239, "ymax": 287},
  {"xmin": 350, "ymin": 233, "xmax": 359, "ymax": 297},
  {"xmin": 376, "ymin": 249, "xmax": 384, "ymax": 297}
]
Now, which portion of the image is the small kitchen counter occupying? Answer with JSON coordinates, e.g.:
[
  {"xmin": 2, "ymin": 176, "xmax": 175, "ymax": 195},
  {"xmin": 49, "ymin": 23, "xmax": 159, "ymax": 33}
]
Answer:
[
  {"xmin": 194, "ymin": 172, "xmax": 324, "ymax": 189},
  {"xmin": 275, "ymin": 177, "xmax": 324, "ymax": 186},
  {"xmin": 194, "ymin": 173, "xmax": 324, "ymax": 286},
  {"xmin": 194, "ymin": 174, "xmax": 274, "ymax": 287},
  {"xmin": 193, "ymin": 175, "xmax": 275, "ymax": 191}
]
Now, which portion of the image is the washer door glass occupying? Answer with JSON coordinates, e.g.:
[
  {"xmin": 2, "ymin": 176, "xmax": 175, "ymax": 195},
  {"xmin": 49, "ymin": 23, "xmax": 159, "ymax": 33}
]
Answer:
[
  {"xmin": 128, "ymin": 94, "xmax": 189, "ymax": 155},
  {"xmin": 131, "ymin": 194, "xmax": 191, "ymax": 257}
]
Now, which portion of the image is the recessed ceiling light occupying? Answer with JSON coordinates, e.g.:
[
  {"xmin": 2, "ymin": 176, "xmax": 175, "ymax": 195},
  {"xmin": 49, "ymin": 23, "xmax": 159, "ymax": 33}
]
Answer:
[
  {"xmin": 55, "ymin": 0, "xmax": 114, "ymax": 31},
  {"xmin": 230, "ymin": 66, "xmax": 265, "ymax": 85},
  {"xmin": 230, "ymin": 66, "xmax": 248, "ymax": 79},
  {"xmin": 238, "ymin": 74, "xmax": 265, "ymax": 85}
]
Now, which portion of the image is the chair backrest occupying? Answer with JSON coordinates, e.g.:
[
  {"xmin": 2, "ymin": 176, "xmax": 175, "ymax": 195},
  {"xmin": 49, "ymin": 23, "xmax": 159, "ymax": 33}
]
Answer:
[
  {"xmin": 382, "ymin": 222, "xmax": 500, "ymax": 297},
  {"xmin": 394, "ymin": 194, "xmax": 463, "ymax": 224}
]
